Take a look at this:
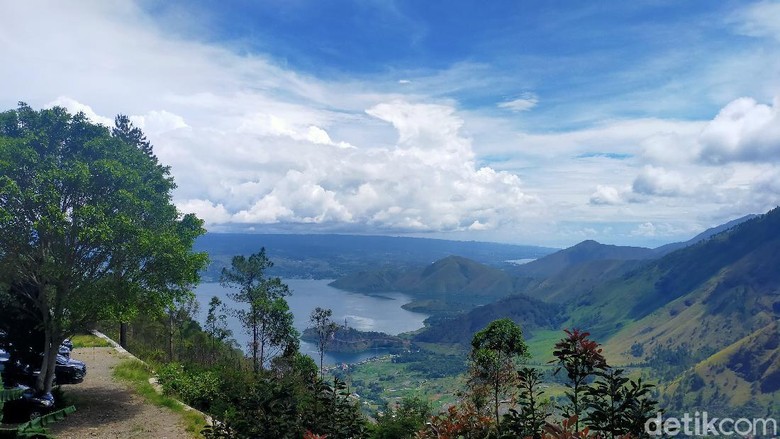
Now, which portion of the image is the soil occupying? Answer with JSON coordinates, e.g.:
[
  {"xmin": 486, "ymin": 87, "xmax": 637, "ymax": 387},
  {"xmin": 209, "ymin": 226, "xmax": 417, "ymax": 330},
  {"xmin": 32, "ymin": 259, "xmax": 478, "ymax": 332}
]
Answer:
[{"xmin": 49, "ymin": 347, "xmax": 194, "ymax": 439}]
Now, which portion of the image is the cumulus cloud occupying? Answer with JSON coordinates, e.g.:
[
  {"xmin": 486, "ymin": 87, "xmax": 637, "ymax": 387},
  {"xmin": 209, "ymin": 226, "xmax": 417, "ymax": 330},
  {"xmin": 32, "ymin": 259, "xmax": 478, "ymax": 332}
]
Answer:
[
  {"xmin": 589, "ymin": 185, "xmax": 628, "ymax": 205},
  {"xmin": 631, "ymin": 166, "xmax": 692, "ymax": 197},
  {"xmin": 147, "ymin": 99, "xmax": 540, "ymax": 233},
  {"xmin": 697, "ymin": 97, "xmax": 780, "ymax": 164}
]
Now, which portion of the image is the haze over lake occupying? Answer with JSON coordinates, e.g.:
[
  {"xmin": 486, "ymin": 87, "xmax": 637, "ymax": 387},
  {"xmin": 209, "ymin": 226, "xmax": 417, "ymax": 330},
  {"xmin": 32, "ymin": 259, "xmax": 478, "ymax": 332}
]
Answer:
[{"xmin": 194, "ymin": 279, "xmax": 429, "ymax": 365}]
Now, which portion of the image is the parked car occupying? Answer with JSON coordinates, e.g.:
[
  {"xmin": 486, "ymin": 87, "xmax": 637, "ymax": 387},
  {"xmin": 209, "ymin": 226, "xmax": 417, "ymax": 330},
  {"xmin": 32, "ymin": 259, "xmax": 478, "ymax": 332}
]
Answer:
[
  {"xmin": 0, "ymin": 348, "xmax": 9, "ymax": 375},
  {"xmin": 54, "ymin": 354, "xmax": 87, "ymax": 384},
  {"xmin": 2, "ymin": 354, "xmax": 86, "ymax": 387},
  {"xmin": 1, "ymin": 384, "xmax": 56, "ymax": 422}
]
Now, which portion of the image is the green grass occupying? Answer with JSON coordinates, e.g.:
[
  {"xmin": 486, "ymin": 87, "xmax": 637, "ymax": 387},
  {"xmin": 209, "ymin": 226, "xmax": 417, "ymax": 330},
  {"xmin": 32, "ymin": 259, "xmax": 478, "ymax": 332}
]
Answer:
[
  {"xmin": 112, "ymin": 359, "xmax": 207, "ymax": 438},
  {"xmin": 525, "ymin": 329, "xmax": 562, "ymax": 364},
  {"xmin": 70, "ymin": 333, "xmax": 112, "ymax": 348}
]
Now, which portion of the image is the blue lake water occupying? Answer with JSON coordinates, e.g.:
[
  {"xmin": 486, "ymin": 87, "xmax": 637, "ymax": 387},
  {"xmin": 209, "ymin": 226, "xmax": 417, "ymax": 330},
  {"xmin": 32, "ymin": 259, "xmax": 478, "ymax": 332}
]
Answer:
[{"xmin": 194, "ymin": 279, "xmax": 428, "ymax": 365}]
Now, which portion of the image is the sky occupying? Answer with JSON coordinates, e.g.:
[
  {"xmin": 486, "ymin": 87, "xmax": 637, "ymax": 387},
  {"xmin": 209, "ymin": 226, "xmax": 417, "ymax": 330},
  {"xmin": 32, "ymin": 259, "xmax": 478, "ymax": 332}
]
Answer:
[{"xmin": 1, "ymin": 0, "xmax": 779, "ymax": 248}]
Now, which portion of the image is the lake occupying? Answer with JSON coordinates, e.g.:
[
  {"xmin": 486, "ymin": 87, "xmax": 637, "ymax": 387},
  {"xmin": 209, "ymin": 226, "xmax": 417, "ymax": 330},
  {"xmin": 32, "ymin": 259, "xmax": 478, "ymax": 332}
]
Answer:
[{"xmin": 194, "ymin": 279, "xmax": 428, "ymax": 365}]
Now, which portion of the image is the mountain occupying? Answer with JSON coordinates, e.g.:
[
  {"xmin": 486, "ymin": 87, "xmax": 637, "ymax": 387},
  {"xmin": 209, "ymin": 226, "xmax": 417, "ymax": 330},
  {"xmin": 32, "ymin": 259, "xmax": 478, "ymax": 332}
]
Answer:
[
  {"xmin": 414, "ymin": 208, "xmax": 780, "ymax": 416},
  {"xmin": 510, "ymin": 240, "xmax": 655, "ymax": 279},
  {"xmin": 194, "ymin": 233, "xmax": 556, "ymax": 280},
  {"xmin": 570, "ymin": 207, "xmax": 780, "ymax": 341},
  {"xmin": 521, "ymin": 258, "xmax": 647, "ymax": 304},
  {"xmin": 653, "ymin": 214, "xmax": 758, "ymax": 256}
]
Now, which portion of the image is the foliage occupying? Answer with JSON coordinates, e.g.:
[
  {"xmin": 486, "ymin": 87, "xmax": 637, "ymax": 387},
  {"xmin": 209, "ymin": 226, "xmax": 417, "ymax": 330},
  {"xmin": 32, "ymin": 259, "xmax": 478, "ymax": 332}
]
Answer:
[
  {"xmin": 502, "ymin": 367, "xmax": 550, "ymax": 439},
  {"xmin": 309, "ymin": 307, "xmax": 340, "ymax": 379},
  {"xmin": 371, "ymin": 396, "xmax": 432, "ymax": 439},
  {"xmin": 156, "ymin": 363, "xmax": 222, "ymax": 412},
  {"xmin": 550, "ymin": 329, "xmax": 607, "ymax": 432},
  {"xmin": 0, "ymin": 103, "xmax": 207, "ymax": 392},
  {"xmin": 469, "ymin": 318, "xmax": 529, "ymax": 432},
  {"xmin": 1, "ymin": 371, "xmax": 77, "ymax": 439},
  {"xmin": 219, "ymin": 249, "xmax": 297, "ymax": 373},
  {"xmin": 414, "ymin": 401, "xmax": 493, "ymax": 439},
  {"xmin": 204, "ymin": 296, "xmax": 233, "ymax": 364}
]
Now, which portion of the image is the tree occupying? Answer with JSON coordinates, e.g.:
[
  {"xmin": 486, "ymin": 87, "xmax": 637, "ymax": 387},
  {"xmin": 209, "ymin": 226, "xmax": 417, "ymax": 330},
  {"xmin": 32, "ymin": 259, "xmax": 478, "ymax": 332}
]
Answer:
[
  {"xmin": 550, "ymin": 329, "xmax": 608, "ymax": 432},
  {"xmin": 469, "ymin": 318, "xmax": 529, "ymax": 433},
  {"xmin": 205, "ymin": 296, "xmax": 233, "ymax": 363},
  {"xmin": 504, "ymin": 367, "xmax": 549, "ymax": 439},
  {"xmin": 220, "ymin": 249, "xmax": 297, "ymax": 373},
  {"xmin": 0, "ymin": 103, "xmax": 207, "ymax": 393},
  {"xmin": 309, "ymin": 307, "xmax": 340, "ymax": 380},
  {"xmin": 372, "ymin": 395, "xmax": 431, "ymax": 439},
  {"xmin": 112, "ymin": 114, "xmax": 154, "ymax": 158}
]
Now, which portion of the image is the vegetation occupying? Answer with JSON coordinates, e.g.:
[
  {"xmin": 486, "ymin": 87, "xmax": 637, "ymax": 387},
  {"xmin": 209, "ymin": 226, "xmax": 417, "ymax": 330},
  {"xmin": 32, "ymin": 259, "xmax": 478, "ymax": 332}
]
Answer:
[
  {"xmin": 309, "ymin": 307, "xmax": 340, "ymax": 380},
  {"xmin": 468, "ymin": 318, "xmax": 529, "ymax": 433},
  {"xmin": 112, "ymin": 360, "xmax": 208, "ymax": 437},
  {"xmin": 0, "ymin": 103, "xmax": 207, "ymax": 393},
  {"xmin": 0, "ymin": 372, "xmax": 76, "ymax": 439},
  {"xmin": 219, "ymin": 249, "xmax": 297, "ymax": 373}
]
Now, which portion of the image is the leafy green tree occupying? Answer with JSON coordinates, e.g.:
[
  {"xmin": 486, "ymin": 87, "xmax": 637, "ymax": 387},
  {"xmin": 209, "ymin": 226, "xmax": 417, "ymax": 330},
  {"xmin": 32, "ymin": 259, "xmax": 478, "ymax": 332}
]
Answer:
[
  {"xmin": 0, "ymin": 103, "xmax": 207, "ymax": 393},
  {"xmin": 622, "ymin": 378, "xmax": 658, "ymax": 438},
  {"xmin": 220, "ymin": 249, "xmax": 297, "ymax": 373},
  {"xmin": 205, "ymin": 296, "xmax": 233, "ymax": 362},
  {"xmin": 372, "ymin": 395, "xmax": 432, "ymax": 439},
  {"xmin": 550, "ymin": 329, "xmax": 608, "ymax": 432},
  {"xmin": 503, "ymin": 367, "xmax": 549, "ymax": 439},
  {"xmin": 585, "ymin": 368, "xmax": 630, "ymax": 438},
  {"xmin": 585, "ymin": 368, "xmax": 659, "ymax": 439},
  {"xmin": 309, "ymin": 307, "xmax": 340, "ymax": 380},
  {"xmin": 112, "ymin": 114, "xmax": 154, "ymax": 158},
  {"xmin": 469, "ymin": 318, "xmax": 529, "ymax": 433}
]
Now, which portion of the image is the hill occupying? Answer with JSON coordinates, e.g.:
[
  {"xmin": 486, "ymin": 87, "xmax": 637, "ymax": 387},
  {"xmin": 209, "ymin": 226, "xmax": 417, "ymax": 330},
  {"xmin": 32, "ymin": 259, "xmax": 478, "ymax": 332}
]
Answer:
[
  {"xmin": 413, "ymin": 293, "xmax": 566, "ymax": 345},
  {"xmin": 330, "ymin": 255, "xmax": 525, "ymax": 315}
]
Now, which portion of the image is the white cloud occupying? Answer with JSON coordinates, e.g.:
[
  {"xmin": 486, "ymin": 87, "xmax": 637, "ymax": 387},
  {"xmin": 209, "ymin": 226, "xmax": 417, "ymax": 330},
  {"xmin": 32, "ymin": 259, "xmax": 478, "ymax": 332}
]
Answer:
[
  {"xmin": 498, "ymin": 93, "xmax": 539, "ymax": 112},
  {"xmin": 697, "ymin": 97, "xmax": 780, "ymax": 164},
  {"xmin": 731, "ymin": 1, "xmax": 780, "ymax": 41},
  {"xmin": 589, "ymin": 185, "xmax": 627, "ymax": 205},
  {"xmin": 632, "ymin": 166, "xmax": 691, "ymax": 197},
  {"xmin": 46, "ymin": 96, "xmax": 114, "ymax": 127}
]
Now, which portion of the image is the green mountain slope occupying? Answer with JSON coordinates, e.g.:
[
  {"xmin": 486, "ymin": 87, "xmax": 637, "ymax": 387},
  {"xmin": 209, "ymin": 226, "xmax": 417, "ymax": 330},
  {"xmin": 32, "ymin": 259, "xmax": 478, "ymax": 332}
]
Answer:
[
  {"xmin": 660, "ymin": 321, "xmax": 779, "ymax": 417},
  {"xmin": 564, "ymin": 208, "xmax": 780, "ymax": 340}
]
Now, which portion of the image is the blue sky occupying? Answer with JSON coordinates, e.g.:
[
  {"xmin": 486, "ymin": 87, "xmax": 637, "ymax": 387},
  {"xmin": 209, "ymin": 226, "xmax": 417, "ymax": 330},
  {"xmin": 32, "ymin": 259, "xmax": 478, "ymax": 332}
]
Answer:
[{"xmin": 1, "ymin": 1, "xmax": 779, "ymax": 247}]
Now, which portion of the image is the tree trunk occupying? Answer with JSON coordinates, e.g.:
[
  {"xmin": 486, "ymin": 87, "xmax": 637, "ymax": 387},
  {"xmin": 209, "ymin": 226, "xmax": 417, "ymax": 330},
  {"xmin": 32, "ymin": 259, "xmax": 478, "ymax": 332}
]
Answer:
[
  {"xmin": 119, "ymin": 322, "xmax": 128, "ymax": 348},
  {"xmin": 37, "ymin": 327, "xmax": 60, "ymax": 394},
  {"xmin": 168, "ymin": 310, "xmax": 174, "ymax": 362},
  {"xmin": 494, "ymin": 383, "xmax": 501, "ymax": 434}
]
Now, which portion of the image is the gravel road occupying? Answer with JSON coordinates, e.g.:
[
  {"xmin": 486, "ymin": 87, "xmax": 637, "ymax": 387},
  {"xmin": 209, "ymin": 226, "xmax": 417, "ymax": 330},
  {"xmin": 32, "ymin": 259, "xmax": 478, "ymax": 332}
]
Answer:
[{"xmin": 49, "ymin": 347, "xmax": 195, "ymax": 439}]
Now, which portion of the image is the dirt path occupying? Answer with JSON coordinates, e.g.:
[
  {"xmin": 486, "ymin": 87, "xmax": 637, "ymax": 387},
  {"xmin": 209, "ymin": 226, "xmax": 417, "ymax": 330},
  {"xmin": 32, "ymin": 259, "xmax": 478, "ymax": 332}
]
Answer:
[{"xmin": 49, "ymin": 347, "xmax": 195, "ymax": 439}]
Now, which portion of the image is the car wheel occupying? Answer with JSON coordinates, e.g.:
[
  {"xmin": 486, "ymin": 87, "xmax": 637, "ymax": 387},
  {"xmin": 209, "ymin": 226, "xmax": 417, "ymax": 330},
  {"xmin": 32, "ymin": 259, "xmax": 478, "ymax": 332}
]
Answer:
[{"xmin": 29, "ymin": 410, "xmax": 43, "ymax": 420}]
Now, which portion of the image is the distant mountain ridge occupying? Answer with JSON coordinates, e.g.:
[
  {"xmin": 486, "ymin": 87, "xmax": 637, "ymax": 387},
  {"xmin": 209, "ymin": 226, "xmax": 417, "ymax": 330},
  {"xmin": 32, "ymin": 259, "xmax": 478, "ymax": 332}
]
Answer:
[
  {"xmin": 194, "ymin": 233, "xmax": 556, "ymax": 280},
  {"xmin": 511, "ymin": 240, "xmax": 655, "ymax": 279},
  {"xmin": 652, "ymin": 214, "xmax": 758, "ymax": 256}
]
